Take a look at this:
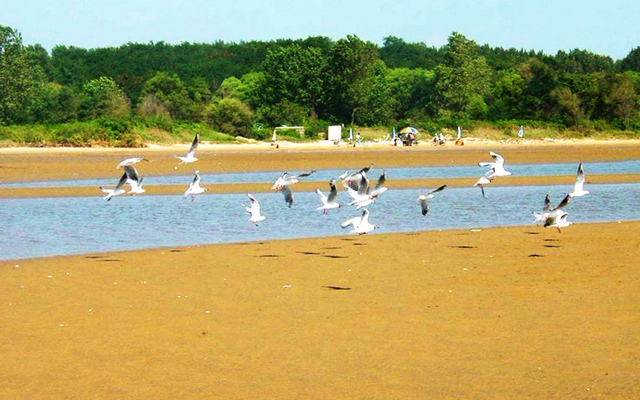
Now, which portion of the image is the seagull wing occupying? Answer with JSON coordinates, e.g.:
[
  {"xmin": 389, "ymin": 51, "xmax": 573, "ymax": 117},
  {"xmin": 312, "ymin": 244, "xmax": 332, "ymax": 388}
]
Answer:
[
  {"xmin": 327, "ymin": 180, "xmax": 338, "ymax": 203},
  {"xmin": 357, "ymin": 172, "xmax": 370, "ymax": 196},
  {"xmin": 281, "ymin": 185, "xmax": 293, "ymax": 208},
  {"xmin": 428, "ymin": 184, "xmax": 447, "ymax": 196},
  {"xmin": 296, "ymin": 170, "xmax": 316, "ymax": 178},
  {"xmin": 552, "ymin": 194, "xmax": 572, "ymax": 211},
  {"xmin": 123, "ymin": 165, "xmax": 140, "ymax": 182},
  {"xmin": 316, "ymin": 189, "xmax": 328, "ymax": 205},
  {"xmin": 114, "ymin": 172, "xmax": 128, "ymax": 191},
  {"xmin": 574, "ymin": 163, "xmax": 586, "ymax": 190},
  {"xmin": 374, "ymin": 171, "xmax": 387, "ymax": 191},
  {"xmin": 490, "ymin": 151, "xmax": 505, "ymax": 166},
  {"xmin": 418, "ymin": 195, "xmax": 429, "ymax": 216},
  {"xmin": 542, "ymin": 194, "xmax": 551, "ymax": 213},
  {"xmin": 187, "ymin": 133, "xmax": 199, "ymax": 157}
]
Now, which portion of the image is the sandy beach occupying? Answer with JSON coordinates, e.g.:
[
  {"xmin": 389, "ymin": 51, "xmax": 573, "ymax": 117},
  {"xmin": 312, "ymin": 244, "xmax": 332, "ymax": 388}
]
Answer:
[{"xmin": 1, "ymin": 139, "xmax": 639, "ymax": 398}]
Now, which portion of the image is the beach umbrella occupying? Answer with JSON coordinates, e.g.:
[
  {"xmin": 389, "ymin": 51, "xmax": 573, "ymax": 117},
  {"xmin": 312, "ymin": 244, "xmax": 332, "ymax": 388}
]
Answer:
[
  {"xmin": 457, "ymin": 126, "xmax": 462, "ymax": 139},
  {"xmin": 400, "ymin": 127, "xmax": 418, "ymax": 134},
  {"xmin": 518, "ymin": 125, "xmax": 524, "ymax": 138},
  {"xmin": 349, "ymin": 127, "xmax": 353, "ymax": 141}
]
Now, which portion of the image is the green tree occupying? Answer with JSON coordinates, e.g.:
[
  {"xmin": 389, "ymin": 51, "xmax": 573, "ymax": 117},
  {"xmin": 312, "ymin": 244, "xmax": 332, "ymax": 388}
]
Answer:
[
  {"xmin": 78, "ymin": 77, "xmax": 130, "ymax": 120},
  {"xmin": 433, "ymin": 32, "xmax": 491, "ymax": 120},
  {"xmin": 0, "ymin": 25, "xmax": 46, "ymax": 124},
  {"xmin": 324, "ymin": 35, "xmax": 381, "ymax": 124},
  {"xmin": 206, "ymin": 97, "xmax": 253, "ymax": 136},
  {"xmin": 138, "ymin": 72, "xmax": 193, "ymax": 120},
  {"xmin": 259, "ymin": 44, "xmax": 325, "ymax": 119}
]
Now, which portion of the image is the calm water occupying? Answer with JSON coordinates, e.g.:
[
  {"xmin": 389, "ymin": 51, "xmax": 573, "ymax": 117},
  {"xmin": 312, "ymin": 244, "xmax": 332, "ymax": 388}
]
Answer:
[
  {"xmin": 1, "ymin": 182, "xmax": 639, "ymax": 260},
  {"xmin": 1, "ymin": 160, "xmax": 639, "ymax": 188}
]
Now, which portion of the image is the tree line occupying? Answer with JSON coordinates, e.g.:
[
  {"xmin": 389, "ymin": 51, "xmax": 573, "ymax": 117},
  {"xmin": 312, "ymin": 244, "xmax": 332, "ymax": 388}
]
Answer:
[{"xmin": 2, "ymin": 24, "xmax": 640, "ymax": 144}]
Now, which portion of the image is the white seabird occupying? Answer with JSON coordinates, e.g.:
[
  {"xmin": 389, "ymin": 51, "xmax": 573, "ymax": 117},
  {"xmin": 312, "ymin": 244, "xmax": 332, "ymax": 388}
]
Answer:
[
  {"xmin": 123, "ymin": 165, "xmax": 145, "ymax": 195},
  {"xmin": 100, "ymin": 172, "xmax": 128, "ymax": 201},
  {"xmin": 417, "ymin": 184, "xmax": 447, "ymax": 216},
  {"xmin": 542, "ymin": 194, "xmax": 573, "ymax": 232},
  {"xmin": 183, "ymin": 170, "xmax": 207, "ymax": 201},
  {"xmin": 479, "ymin": 151, "xmax": 512, "ymax": 177},
  {"xmin": 316, "ymin": 179, "xmax": 340, "ymax": 214},
  {"xmin": 345, "ymin": 170, "xmax": 388, "ymax": 209},
  {"xmin": 271, "ymin": 170, "xmax": 316, "ymax": 191},
  {"xmin": 474, "ymin": 171, "xmax": 495, "ymax": 198},
  {"xmin": 569, "ymin": 163, "xmax": 589, "ymax": 197},
  {"xmin": 175, "ymin": 133, "xmax": 199, "ymax": 167},
  {"xmin": 533, "ymin": 194, "xmax": 552, "ymax": 224},
  {"xmin": 341, "ymin": 208, "xmax": 378, "ymax": 234},
  {"xmin": 243, "ymin": 193, "xmax": 266, "ymax": 224}
]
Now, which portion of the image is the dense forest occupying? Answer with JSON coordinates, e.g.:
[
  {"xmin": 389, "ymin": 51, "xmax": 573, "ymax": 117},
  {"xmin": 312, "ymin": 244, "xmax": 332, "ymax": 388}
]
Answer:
[{"xmin": 2, "ymin": 24, "xmax": 640, "ymax": 146}]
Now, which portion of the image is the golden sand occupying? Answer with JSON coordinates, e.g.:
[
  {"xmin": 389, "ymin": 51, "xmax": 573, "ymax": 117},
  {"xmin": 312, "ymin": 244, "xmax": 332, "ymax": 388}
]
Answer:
[{"xmin": 1, "ymin": 140, "xmax": 639, "ymax": 398}]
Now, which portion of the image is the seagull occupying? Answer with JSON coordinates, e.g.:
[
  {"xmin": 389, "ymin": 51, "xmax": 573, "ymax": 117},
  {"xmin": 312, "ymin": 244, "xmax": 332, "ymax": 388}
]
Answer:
[
  {"xmin": 479, "ymin": 151, "xmax": 511, "ymax": 176},
  {"xmin": 271, "ymin": 170, "xmax": 316, "ymax": 190},
  {"xmin": 569, "ymin": 163, "xmax": 589, "ymax": 197},
  {"xmin": 117, "ymin": 157, "xmax": 148, "ymax": 169},
  {"xmin": 542, "ymin": 194, "xmax": 573, "ymax": 232},
  {"xmin": 340, "ymin": 164, "xmax": 373, "ymax": 188},
  {"xmin": 533, "ymin": 194, "xmax": 552, "ymax": 224},
  {"xmin": 345, "ymin": 171, "xmax": 388, "ymax": 208},
  {"xmin": 341, "ymin": 208, "xmax": 378, "ymax": 234},
  {"xmin": 242, "ymin": 193, "xmax": 266, "ymax": 224},
  {"xmin": 417, "ymin": 185, "xmax": 447, "ymax": 216},
  {"xmin": 100, "ymin": 172, "xmax": 127, "ymax": 201},
  {"xmin": 123, "ymin": 165, "xmax": 145, "ymax": 195},
  {"xmin": 183, "ymin": 170, "xmax": 207, "ymax": 201},
  {"xmin": 175, "ymin": 133, "xmax": 199, "ymax": 167},
  {"xmin": 474, "ymin": 171, "xmax": 494, "ymax": 198},
  {"xmin": 316, "ymin": 179, "xmax": 340, "ymax": 214}
]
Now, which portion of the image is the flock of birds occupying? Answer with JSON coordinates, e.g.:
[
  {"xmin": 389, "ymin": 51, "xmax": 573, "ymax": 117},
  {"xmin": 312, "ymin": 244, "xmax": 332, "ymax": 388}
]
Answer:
[{"xmin": 99, "ymin": 133, "xmax": 590, "ymax": 234}]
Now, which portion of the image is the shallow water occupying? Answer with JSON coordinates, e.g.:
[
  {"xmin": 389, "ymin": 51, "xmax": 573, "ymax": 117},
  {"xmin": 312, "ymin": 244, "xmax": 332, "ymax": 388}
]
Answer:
[
  {"xmin": 1, "ymin": 160, "xmax": 639, "ymax": 188},
  {"xmin": 1, "ymin": 182, "xmax": 638, "ymax": 260}
]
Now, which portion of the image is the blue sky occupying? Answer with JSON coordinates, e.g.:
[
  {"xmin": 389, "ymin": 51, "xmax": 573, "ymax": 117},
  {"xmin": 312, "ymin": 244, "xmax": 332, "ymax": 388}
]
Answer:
[{"xmin": 4, "ymin": 0, "xmax": 639, "ymax": 60}]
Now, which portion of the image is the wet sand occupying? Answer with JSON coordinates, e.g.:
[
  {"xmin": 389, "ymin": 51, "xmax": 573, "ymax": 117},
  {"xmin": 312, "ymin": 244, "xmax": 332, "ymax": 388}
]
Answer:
[
  {"xmin": 2, "ymin": 223, "xmax": 639, "ymax": 399},
  {"xmin": 1, "ymin": 140, "xmax": 640, "ymax": 398}
]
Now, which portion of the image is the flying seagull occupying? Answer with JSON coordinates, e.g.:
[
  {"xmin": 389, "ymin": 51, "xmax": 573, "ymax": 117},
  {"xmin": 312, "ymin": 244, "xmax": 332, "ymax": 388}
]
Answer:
[
  {"xmin": 474, "ymin": 171, "xmax": 495, "ymax": 198},
  {"xmin": 242, "ymin": 193, "xmax": 266, "ymax": 224},
  {"xmin": 123, "ymin": 165, "xmax": 145, "ymax": 195},
  {"xmin": 341, "ymin": 208, "xmax": 378, "ymax": 234},
  {"xmin": 183, "ymin": 170, "xmax": 207, "ymax": 201},
  {"xmin": 271, "ymin": 170, "xmax": 316, "ymax": 207},
  {"xmin": 175, "ymin": 133, "xmax": 199, "ymax": 167},
  {"xmin": 271, "ymin": 170, "xmax": 316, "ymax": 191},
  {"xmin": 100, "ymin": 172, "xmax": 128, "ymax": 201},
  {"xmin": 479, "ymin": 151, "xmax": 512, "ymax": 177},
  {"xmin": 345, "ymin": 170, "xmax": 388, "ymax": 209},
  {"xmin": 417, "ymin": 185, "xmax": 447, "ymax": 216},
  {"xmin": 316, "ymin": 179, "xmax": 340, "ymax": 214},
  {"xmin": 569, "ymin": 163, "xmax": 589, "ymax": 197},
  {"xmin": 541, "ymin": 194, "xmax": 573, "ymax": 233},
  {"xmin": 533, "ymin": 194, "xmax": 552, "ymax": 224}
]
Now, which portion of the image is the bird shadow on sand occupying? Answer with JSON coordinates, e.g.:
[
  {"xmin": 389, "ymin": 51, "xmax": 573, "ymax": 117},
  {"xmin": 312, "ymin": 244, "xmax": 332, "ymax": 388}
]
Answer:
[
  {"xmin": 297, "ymin": 251, "xmax": 323, "ymax": 255},
  {"xmin": 322, "ymin": 255, "xmax": 349, "ymax": 259},
  {"xmin": 450, "ymin": 245, "xmax": 477, "ymax": 249},
  {"xmin": 323, "ymin": 286, "xmax": 351, "ymax": 290}
]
